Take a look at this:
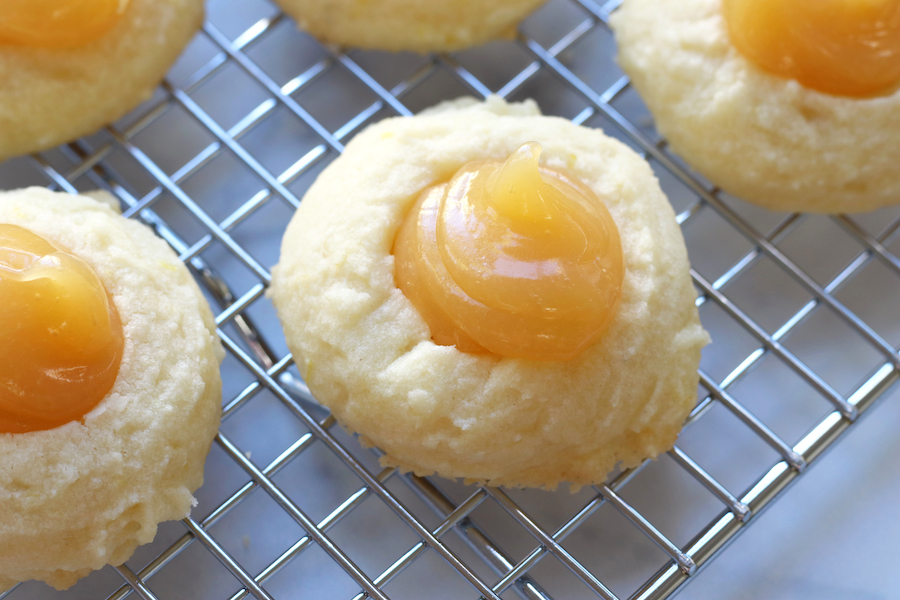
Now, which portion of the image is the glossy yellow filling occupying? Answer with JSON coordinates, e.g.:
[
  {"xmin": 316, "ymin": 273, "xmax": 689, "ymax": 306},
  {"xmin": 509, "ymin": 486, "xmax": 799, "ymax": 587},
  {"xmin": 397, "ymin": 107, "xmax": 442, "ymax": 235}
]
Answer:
[
  {"xmin": 0, "ymin": 0, "xmax": 128, "ymax": 49},
  {"xmin": 723, "ymin": 0, "xmax": 900, "ymax": 98},
  {"xmin": 394, "ymin": 142, "xmax": 625, "ymax": 361},
  {"xmin": 0, "ymin": 225, "xmax": 123, "ymax": 433}
]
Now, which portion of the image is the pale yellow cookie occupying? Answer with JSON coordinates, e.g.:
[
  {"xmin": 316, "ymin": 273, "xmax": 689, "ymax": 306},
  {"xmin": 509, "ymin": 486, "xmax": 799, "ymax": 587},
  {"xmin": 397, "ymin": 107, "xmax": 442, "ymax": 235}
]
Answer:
[
  {"xmin": 275, "ymin": 0, "xmax": 546, "ymax": 52},
  {"xmin": 610, "ymin": 0, "xmax": 900, "ymax": 214},
  {"xmin": 0, "ymin": 0, "xmax": 203, "ymax": 160},
  {"xmin": 0, "ymin": 188, "xmax": 223, "ymax": 591},
  {"xmin": 271, "ymin": 97, "xmax": 708, "ymax": 489}
]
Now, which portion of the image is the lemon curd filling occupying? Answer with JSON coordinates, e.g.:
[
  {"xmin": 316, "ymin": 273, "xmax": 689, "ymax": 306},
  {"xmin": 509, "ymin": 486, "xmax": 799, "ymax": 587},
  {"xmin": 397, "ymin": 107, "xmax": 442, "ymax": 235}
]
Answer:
[
  {"xmin": 723, "ymin": 0, "xmax": 900, "ymax": 98},
  {"xmin": 0, "ymin": 225, "xmax": 124, "ymax": 433},
  {"xmin": 393, "ymin": 142, "xmax": 625, "ymax": 361},
  {"xmin": 0, "ymin": 0, "xmax": 129, "ymax": 49}
]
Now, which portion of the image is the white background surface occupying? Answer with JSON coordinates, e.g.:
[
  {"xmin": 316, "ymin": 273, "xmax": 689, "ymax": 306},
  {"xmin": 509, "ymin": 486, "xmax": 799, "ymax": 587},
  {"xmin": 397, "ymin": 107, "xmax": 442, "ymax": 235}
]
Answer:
[{"xmin": 683, "ymin": 385, "xmax": 900, "ymax": 600}]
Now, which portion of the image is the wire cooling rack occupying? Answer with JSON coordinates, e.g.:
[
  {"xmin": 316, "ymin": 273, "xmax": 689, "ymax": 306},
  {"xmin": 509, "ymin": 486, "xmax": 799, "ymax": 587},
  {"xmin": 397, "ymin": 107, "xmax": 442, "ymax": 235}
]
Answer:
[{"xmin": 3, "ymin": 0, "xmax": 900, "ymax": 598}]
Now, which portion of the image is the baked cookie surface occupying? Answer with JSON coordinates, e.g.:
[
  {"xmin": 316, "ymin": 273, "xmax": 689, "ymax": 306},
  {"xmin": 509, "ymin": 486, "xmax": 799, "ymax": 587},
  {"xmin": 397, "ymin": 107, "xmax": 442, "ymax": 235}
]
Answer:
[
  {"xmin": 275, "ymin": 0, "xmax": 546, "ymax": 52},
  {"xmin": 271, "ymin": 97, "xmax": 708, "ymax": 489},
  {"xmin": 0, "ymin": 0, "xmax": 203, "ymax": 160},
  {"xmin": 610, "ymin": 0, "xmax": 900, "ymax": 214},
  {"xmin": 0, "ymin": 188, "xmax": 223, "ymax": 590}
]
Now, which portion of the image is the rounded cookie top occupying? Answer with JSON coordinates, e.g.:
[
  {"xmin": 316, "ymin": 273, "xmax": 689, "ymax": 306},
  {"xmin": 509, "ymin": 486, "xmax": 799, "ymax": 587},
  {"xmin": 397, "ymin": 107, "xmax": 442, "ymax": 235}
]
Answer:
[
  {"xmin": 610, "ymin": 0, "xmax": 900, "ymax": 214},
  {"xmin": 272, "ymin": 97, "xmax": 708, "ymax": 489},
  {"xmin": 0, "ymin": 188, "xmax": 223, "ymax": 591},
  {"xmin": 0, "ymin": 0, "xmax": 203, "ymax": 160},
  {"xmin": 275, "ymin": 0, "xmax": 546, "ymax": 52}
]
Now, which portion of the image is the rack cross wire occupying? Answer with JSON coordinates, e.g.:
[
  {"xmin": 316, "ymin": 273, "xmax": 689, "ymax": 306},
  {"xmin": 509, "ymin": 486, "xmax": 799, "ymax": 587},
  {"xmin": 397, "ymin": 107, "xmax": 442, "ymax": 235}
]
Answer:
[{"xmin": 2, "ymin": 0, "xmax": 900, "ymax": 598}]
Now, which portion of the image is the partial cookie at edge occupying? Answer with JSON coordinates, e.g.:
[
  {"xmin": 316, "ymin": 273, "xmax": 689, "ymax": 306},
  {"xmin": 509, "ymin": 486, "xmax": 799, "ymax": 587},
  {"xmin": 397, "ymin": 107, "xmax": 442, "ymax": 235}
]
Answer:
[
  {"xmin": 274, "ymin": 0, "xmax": 546, "ymax": 52},
  {"xmin": 0, "ymin": 188, "xmax": 223, "ymax": 590},
  {"xmin": 0, "ymin": 0, "xmax": 203, "ymax": 159},
  {"xmin": 610, "ymin": 0, "xmax": 900, "ymax": 214}
]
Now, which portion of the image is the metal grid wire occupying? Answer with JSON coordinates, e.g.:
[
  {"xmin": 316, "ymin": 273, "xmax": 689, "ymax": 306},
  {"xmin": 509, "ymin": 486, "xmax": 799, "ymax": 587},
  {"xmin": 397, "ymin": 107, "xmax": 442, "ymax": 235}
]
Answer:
[{"xmin": 2, "ymin": 0, "xmax": 900, "ymax": 598}]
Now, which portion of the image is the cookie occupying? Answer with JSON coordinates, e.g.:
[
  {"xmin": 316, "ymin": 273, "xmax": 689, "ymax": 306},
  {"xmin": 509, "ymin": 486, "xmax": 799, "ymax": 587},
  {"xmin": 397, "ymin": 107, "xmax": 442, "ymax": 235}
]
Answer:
[
  {"xmin": 610, "ymin": 0, "xmax": 900, "ymax": 214},
  {"xmin": 0, "ymin": 188, "xmax": 223, "ymax": 590},
  {"xmin": 0, "ymin": 0, "xmax": 203, "ymax": 160},
  {"xmin": 271, "ymin": 97, "xmax": 707, "ymax": 489},
  {"xmin": 275, "ymin": 0, "xmax": 546, "ymax": 52}
]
